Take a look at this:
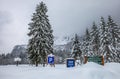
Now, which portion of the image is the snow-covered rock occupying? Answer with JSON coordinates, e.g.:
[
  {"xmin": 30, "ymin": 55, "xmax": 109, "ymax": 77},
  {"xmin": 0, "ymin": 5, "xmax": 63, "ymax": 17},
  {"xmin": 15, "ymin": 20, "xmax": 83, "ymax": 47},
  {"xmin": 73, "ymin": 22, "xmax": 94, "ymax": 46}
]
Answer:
[
  {"xmin": 11, "ymin": 45, "xmax": 27, "ymax": 57},
  {"xmin": 54, "ymin": 36, "xmax": 72, "ymax": 45}
]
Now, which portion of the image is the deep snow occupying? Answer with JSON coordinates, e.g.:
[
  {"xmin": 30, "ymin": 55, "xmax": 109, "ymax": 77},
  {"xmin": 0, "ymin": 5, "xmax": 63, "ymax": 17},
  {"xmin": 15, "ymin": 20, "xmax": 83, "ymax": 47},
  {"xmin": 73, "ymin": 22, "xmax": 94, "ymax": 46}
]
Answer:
[{"xmin": 0, "ymin": 62, "xmax": 120, "ymax": 79}]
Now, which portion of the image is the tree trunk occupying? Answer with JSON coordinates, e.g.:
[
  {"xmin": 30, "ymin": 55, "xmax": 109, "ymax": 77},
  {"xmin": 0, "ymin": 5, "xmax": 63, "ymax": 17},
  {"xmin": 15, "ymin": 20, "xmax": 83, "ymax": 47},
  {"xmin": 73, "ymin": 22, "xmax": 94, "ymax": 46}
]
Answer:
[
  {"xmin": 43, "ymin": 63, "xmax": 45, "ymax": 67},
  {"xmin": 16, "ymin": 61, "xmax": 18, "ymax": 66},
  {"xmin": 35, "ymin": 62, "xmax": 38, "ymax": 67}
]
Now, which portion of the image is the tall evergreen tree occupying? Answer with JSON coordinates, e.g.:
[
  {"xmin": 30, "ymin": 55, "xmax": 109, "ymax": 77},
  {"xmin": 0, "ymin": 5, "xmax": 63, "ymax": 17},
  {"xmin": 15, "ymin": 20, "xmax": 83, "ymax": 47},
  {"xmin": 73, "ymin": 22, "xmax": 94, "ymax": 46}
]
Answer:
[
  {"xmin": 107, "ymin": 16, "xmax": 120, "ymax": 62},
  {"xmin": 83, "ymin": 28, "xmax": 91, "ymax": 56},
  {"xmin": 99, "ymin": 17, "xmax": 113, "ymax": 63},
  {"xmin": 71, "ymin": 34, "xmax": 82, "ymax": 61},
  {"xmin": 107, "ymin": 16, "xmax": 120, "ymax": 48},
  {"xmin": 27, "ymin": 2, "xmax": 54, "ymax": 67},
  {"xmin": 90, "ymin": 22, "xmax": 100, "ymax": 55}
]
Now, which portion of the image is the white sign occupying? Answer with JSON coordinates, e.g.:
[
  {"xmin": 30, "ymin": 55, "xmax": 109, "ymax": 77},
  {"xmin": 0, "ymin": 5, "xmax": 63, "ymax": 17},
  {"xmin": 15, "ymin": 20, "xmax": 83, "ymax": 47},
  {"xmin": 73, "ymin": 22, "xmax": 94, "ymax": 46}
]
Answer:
[{"xmin": 14, "ymin": 57, "xmax": 21, "ymax": 62}]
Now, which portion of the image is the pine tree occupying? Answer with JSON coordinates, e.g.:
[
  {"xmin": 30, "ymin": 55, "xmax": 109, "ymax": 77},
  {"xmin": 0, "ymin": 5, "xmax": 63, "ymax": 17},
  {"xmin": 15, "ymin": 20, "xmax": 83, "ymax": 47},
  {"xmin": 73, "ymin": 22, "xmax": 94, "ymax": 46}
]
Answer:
[
  {"xmin": 71, "ymin": 34, "xmax": 82, "ymax": 62},
  {"xmin": 107, "ymin": 16, "xmax": 120, "ymax": 62},
  {"xmin": 99, "ymin": 17, "xmax": 113, "ymax": 63},
  {"xmin": 90, "ymin": 22, "xmax": 100, "ymax": 56},
  {"xmin": 107, "ymin": 16, "xmax": 120, "ymax": 48},
  {"xmin": 27, "ymin": 2, "xmax": 54, "ymax": 67},
  {"xmin": 83, "ymin": 28, "xmax": 91, "ymax": 56}
]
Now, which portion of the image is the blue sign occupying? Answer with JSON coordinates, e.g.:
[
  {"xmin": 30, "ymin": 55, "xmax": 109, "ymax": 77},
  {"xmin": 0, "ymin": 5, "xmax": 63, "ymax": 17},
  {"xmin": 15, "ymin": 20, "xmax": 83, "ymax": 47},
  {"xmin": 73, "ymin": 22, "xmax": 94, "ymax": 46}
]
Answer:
[
  {"xmin": 66, "ymin": 58, "xmax": 75, "ymax": 68},
  {"xmin": 48, "ymin": 56, "xmax": 54, "ymax": 64}
]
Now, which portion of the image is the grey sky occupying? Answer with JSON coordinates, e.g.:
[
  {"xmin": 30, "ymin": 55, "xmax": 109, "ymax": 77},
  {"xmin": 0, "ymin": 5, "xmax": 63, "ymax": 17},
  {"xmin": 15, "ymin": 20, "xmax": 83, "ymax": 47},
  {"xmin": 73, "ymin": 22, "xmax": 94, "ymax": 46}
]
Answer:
[{"xmin": 0, "ymin": 0, "xmax": 120, "ymax": 54}]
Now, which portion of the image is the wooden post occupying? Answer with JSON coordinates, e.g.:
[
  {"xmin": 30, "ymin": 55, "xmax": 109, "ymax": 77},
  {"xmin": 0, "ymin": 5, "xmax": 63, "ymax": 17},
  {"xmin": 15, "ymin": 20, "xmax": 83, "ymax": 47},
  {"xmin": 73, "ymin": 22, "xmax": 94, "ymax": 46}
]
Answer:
[
  {"xmin": 84, "ymin": 56, "xmax": 88, "ymax": 64},
  {"xmin": 102, "ymin": 56, "xmax": 104, "ymax": 65}
]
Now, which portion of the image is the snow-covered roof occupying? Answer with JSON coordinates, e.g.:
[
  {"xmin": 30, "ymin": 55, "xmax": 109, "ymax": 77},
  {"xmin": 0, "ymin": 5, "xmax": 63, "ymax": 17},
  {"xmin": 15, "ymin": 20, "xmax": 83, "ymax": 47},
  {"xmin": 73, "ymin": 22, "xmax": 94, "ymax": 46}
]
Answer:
[
  {"xmin": 66, "ymin": 58, "xmax": 75, "ymax": 60},
  {"xmin": 47, "ymin": 53, "xmax": 54, "ymax": 57},
  {"xmin": 14, "ymin": 57, "xmax": 21, "ymax": 62}
]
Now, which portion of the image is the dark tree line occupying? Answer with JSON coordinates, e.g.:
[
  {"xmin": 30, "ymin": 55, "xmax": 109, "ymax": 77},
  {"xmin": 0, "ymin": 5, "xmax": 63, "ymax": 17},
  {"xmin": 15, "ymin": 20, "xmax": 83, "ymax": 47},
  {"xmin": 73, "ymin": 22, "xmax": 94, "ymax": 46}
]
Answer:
[{"xmin": 0, "ymin": 52, "xmax": 28, "ymax": 65}]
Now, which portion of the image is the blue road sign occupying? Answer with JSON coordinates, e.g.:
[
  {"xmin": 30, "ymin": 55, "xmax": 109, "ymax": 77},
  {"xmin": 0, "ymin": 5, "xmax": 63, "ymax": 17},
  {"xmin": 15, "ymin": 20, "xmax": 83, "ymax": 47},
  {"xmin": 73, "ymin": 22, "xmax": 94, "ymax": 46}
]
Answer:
[
  {"xmin": 66, "ymin": 58, "xmax": 75, "ymax": 68},
  {"xmin": 48, "ymin": 56, "xmax": 54, "ymax": 64}
]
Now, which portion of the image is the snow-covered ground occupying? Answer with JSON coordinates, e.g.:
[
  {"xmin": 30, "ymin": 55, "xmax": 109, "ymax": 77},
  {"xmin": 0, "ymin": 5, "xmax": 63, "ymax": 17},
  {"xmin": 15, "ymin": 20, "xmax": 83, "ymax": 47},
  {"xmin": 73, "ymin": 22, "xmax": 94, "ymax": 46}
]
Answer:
[{"xmin": 0, "ymin": 62, "xmax": 120, "ymax": 79}]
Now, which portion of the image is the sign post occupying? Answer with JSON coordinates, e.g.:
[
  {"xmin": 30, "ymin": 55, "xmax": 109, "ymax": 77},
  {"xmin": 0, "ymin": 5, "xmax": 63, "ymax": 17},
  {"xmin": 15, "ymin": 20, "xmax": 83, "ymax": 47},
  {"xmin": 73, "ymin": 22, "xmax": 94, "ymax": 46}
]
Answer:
[
  {"xmin": 47, "ymin": 54, "xmax": 55, "ymax": 67},
  {"xmin": 84, "ymin": 56, "xmax": 104, "ymax": 65},
  {"xmin": 14, "ymin": 57, "xmax": 21, "ymax": 66},
  {"xmin": 66, "ymin": 58, "xmax": 75, "ymax": 68}
]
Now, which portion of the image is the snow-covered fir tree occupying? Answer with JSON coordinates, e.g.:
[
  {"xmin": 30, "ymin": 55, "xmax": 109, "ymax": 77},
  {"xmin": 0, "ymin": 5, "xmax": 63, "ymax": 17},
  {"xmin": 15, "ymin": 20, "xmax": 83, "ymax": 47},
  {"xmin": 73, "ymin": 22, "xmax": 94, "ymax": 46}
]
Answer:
[
  {"xmin": 83, "ymin": 28, "xmax": 92, "ymax": 56},
  {"xmin": 99, "ymin": 17, "xmax": 113, "ymax": 63},
  {"xmin": 90, "ymin": 22, "xmax": 100, "ymax": 56},
  {"xmin": 71, "ymin": 34, "xmax": 82, "ymax": 63},
  {"xmin": 80, "ymin": 16, "xmax": 120, "ymax": 63},
  {"xmin": 27, "ymin": 2, "xmax": 54, "ymax": 67},
  {"xmin": 107, "ymin": 16, "xmax": 120, "ymax": 62},
  {"xmin": 107, "ymin": 16, "xmax": 120, "ymax": 48}
]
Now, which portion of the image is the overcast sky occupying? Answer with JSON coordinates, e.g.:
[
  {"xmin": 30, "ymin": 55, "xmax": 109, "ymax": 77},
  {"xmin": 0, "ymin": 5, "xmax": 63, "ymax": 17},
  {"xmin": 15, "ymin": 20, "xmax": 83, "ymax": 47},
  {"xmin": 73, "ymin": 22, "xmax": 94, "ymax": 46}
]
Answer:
[{"xmin": 0, "ymin": 0, "xmax": 120, "ymax": 54}]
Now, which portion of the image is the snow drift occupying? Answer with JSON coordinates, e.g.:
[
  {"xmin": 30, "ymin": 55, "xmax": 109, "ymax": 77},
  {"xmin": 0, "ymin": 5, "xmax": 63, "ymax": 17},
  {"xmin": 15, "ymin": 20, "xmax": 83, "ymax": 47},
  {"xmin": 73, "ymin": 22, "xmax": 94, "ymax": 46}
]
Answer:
[{"xmin": 0, "ymin": 62, "xmax": 120, "ymax": 79}]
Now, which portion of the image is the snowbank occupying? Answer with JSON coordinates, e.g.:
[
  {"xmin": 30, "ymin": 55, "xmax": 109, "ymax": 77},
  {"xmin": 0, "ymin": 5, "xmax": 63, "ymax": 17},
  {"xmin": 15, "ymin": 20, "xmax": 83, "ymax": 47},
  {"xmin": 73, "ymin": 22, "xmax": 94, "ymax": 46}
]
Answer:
[{"xmin": 0, "ymin": 62, "xmax": 120, "ymax": 79}]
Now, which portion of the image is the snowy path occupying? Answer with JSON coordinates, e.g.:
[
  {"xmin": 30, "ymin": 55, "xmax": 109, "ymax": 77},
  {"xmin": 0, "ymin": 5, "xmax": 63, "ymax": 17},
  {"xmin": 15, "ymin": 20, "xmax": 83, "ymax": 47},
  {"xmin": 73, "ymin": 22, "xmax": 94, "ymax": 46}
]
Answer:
[{"xmin": 0, "ymin": 62, "xmax": 120, "ymax": 79}]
